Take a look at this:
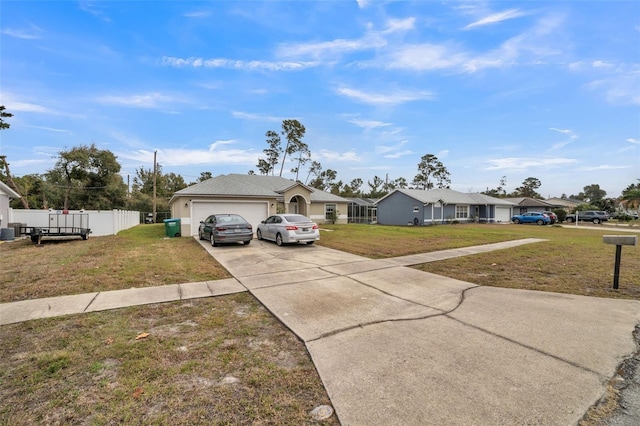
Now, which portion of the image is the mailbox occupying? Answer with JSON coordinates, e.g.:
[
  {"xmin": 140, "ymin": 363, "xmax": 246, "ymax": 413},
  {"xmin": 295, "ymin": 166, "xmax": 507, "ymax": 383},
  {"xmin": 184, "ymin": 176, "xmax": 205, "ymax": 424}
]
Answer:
[
  {"xmin": 603, "ymin": 235, "xmax": 637, "ymax": 246},
  {"xmin": 603, "ymin": 235, "xmax": 637, "ymax": 289}
]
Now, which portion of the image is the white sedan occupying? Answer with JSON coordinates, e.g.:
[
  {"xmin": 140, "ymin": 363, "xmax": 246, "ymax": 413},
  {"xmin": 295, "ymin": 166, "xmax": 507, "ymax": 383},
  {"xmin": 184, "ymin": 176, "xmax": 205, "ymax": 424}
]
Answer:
[{"xmin": 256, "ymin": 214, "xmax": 320, "ymax": 246}]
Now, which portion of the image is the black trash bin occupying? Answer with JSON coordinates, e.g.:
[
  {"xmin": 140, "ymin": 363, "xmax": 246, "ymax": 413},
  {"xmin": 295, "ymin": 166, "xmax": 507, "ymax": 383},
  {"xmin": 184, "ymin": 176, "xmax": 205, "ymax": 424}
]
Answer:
[{"xmin": 163, "ymin": 218, "xmax": 181, "ymax": 238}]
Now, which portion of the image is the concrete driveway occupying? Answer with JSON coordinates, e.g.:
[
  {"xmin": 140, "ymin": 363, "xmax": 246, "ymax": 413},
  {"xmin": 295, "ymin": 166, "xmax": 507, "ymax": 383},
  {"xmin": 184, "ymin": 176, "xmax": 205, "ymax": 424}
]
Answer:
[{"xmin": 201, "ymin": 238, "xmax": 640, "ymax": 425}]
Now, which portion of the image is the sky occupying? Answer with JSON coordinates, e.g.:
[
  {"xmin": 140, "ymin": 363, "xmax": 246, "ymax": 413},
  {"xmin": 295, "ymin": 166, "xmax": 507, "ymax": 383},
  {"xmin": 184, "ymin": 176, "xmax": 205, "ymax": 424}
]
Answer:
[{"xmin": 1, "ymin": 0, "xmax": 639, "ymax": 199}]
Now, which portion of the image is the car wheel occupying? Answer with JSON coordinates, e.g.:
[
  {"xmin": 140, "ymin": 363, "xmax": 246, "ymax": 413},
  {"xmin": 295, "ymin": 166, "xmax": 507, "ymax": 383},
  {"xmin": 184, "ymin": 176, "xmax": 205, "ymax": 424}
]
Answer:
[
  {"xmin": 306, "ymin": 241, "xmax": 315, "ymax": 245},
  {"xmin": 593, "ymin": 218, "xmax": 601, "ymax": 224},
  {"xmin": 536, "ymin": 219, "xmax": 544, "ymax": 225},
  {"xmin": 198, "ymin": 230, "xmax": 204, "ymax": 240},
  {"xmin": 566, "ymin": 217, "xmax": 574, "ymax": 223},
  {"xmin": 243, "ymin": 240, "xmax": 251, "ymax": 245},
  {"xmin": 211, "ymin": 234, "xmax": 218, "ymax": 247},
  {"xmin": 276, "ymin": 233, "xmax": 283, "ymax": 246},
  {"xmin": 256, "ymin": 229, "xmax": 262, "ymax": 240},
  {"xmin": 513, "ymin": 219, "xmax": 521, "ymax": 224}
]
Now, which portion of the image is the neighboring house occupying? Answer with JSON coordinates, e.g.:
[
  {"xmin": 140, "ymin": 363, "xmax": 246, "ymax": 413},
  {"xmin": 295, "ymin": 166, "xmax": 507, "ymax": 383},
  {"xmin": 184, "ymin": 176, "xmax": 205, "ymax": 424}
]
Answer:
[
  {"xmin": 0, "ymin": 181, "xmax": 20, "ymax": 229},
  {"xmin": 345, "ymin": 197, "xmax": 378, "ymax": 224},
  {"xmin": 545, "ymin": 197, "xmax": 583, "ymax": 212},
  {"xmin": 169, "ymin": 174, "xmax": 349, "ymax": 237},
  {"xmin": 503, "ymin": 197, "xmax": 555, "ymax": 215},
  {"xmin": 376, "ymin": 188, "xmax": 517, "ymax": 226}
]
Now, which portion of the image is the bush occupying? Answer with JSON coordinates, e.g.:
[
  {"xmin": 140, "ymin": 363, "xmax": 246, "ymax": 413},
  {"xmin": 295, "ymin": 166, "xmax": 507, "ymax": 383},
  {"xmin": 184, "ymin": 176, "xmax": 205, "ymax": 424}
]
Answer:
[{"xmin": 553, "ymin": 208, "xmax": 566, "ymax": 222}]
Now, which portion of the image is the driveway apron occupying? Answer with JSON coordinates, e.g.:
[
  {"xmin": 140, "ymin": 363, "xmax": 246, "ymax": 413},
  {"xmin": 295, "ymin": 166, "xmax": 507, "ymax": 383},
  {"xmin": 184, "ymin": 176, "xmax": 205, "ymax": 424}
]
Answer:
[{"xmin": 201, "ymin": 239, "xmax": 640, "ymax": 425}]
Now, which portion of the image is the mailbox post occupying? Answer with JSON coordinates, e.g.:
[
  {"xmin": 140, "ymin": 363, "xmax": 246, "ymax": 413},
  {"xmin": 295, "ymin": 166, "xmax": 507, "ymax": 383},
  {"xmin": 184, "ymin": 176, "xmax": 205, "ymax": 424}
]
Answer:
[{"xmin": 602, "ymin": 235, "xmax": 638, "ymax": 289}]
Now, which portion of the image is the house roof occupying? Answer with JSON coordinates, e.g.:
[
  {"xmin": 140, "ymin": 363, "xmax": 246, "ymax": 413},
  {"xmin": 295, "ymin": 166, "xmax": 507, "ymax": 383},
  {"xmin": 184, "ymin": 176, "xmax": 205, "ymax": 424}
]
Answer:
[
  {"xmin": 345, "ymin": 197, "xmax": 379, "ymax": 206},
  {"xmin": 503, "ymin": 197, "xmax": 554, "ymax": 208},
  {"xmin": 0, "ymin": 181, "xmax": 21, "ymax": 199},
  {"xmin": 171, "ymin": 174, "xmax": 348, "ymax": 203},
  {"xmin": 377, "ymin": 188, "xmax": 517, "ymax": 206},
  {"xmin": 546, "ymin": 197, "xmax": 582, "ymax": 207}
]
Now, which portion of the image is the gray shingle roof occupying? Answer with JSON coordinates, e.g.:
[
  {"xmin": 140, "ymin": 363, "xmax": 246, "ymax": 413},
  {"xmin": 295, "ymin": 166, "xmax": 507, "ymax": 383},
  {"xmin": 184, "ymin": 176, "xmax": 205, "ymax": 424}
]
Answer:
[
  {"xmin": 379, "ymin": 188, "xmax": 517, "ymax": 206},
  {"xmin": 503, "ymin": 197, "xmax": 554, "ymax": 208},
  {"xmin": 173, "ymin": 174, "xmax": 348, "ymax": 203}
]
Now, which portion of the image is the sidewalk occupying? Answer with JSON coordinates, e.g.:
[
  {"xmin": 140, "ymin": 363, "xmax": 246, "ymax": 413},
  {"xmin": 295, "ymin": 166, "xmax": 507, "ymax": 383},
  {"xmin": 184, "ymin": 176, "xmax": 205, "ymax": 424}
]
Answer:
[{"xmin": 0, "ymin": 278, "xmax": 245, "ymax": 325}]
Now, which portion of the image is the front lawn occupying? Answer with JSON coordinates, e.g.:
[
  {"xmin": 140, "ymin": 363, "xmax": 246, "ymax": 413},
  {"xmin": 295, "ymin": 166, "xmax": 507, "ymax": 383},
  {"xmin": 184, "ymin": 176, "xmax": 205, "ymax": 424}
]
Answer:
[
  {"xmin": 0, "ymin": 224, "xmax": 231, "ymax": 303},
  {"xmin": 318, "ymin": 223, "xmax": 640, "ymax": 300}
]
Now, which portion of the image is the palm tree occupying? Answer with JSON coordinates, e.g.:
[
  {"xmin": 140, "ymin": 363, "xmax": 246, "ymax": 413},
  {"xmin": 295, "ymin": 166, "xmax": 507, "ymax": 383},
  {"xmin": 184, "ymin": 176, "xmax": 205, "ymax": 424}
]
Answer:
[{"xmin": 620, "ymin": 188, "xmax": 640, "ymax": 213}]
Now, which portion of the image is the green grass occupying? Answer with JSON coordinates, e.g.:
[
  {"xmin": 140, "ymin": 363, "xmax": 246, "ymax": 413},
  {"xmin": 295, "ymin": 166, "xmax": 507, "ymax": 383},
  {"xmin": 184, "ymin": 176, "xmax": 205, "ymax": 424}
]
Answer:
[
  {"xmin": 318, "ymin": 223, "xmax": 640, "ymax": 300},
  {"xmin": 0, "ymin": 294, "xmax": 338, "ymax": 425},
  {"xmin": 0, "ymin": 224, "xmax": 231, "ymax": 303}
]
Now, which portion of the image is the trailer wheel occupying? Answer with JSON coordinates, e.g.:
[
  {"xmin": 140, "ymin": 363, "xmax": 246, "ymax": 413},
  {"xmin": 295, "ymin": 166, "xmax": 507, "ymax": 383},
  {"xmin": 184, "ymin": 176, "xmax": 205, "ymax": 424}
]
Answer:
[{"xmin": 31, "ymin": 235, "xmax": 39, "ymax": 243}]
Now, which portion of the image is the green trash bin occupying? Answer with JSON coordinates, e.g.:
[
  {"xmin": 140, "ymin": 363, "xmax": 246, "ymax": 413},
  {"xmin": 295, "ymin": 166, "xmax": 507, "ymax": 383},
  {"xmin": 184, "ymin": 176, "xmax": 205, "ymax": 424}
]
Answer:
[{"xmin": 163, "ymin": 218, "xmax": 181, "ymax": 238}]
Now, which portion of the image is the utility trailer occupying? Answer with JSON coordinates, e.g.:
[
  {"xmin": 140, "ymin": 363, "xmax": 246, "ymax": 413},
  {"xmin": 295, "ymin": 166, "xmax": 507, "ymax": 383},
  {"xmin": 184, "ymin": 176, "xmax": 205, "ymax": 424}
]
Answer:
[{"xmin": 20, "ymin": 212, "xmax": 91, "ymax": 244}]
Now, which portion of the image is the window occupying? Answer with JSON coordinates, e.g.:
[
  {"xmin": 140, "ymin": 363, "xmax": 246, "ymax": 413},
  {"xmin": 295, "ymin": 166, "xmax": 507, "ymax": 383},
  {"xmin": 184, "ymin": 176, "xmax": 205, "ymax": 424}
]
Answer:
[
  {"xmin": 325, "ymin": 203, "xmax": 336, "ymax": 220},
  {"xmin": 455, "ymin": 205, "xmax": 469, "ymax": 219},
  {"xmin": 413, "ymin": 205, "xmax": 419, "ymax": 213}
]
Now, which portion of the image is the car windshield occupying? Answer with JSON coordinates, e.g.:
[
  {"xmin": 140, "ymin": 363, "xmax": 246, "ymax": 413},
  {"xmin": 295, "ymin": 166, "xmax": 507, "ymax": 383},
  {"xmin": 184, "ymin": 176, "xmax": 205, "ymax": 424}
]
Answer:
[
  {"xmin": 283, "ymin": 215, "xmax": 311, "ymax": 223},
  {"xmin": 218, "ymin": 215, "xmax": 247, "ymax": 225}
]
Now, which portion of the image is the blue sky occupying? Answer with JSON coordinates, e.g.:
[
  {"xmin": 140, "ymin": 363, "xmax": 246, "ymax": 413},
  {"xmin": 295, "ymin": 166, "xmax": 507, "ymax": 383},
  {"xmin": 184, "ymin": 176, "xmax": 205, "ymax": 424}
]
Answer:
[{"xmin": 1, "ymin": 0, "xmax": 639, "ymax": 198}]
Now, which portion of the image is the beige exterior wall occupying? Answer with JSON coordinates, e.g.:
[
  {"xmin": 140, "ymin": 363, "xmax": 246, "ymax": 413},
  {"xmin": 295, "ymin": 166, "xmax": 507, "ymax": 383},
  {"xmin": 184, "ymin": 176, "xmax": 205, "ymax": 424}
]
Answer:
[
  {"xmin": 170, "ymin": 193, "xmax": 348, "ymax": 237},
  {"xmin": 308, "ymin": 201, "xmax": 348, "ymax": 224},
  {"xmin": 171, "ymin": 195, "xmax": 280, "ymax": 237}
]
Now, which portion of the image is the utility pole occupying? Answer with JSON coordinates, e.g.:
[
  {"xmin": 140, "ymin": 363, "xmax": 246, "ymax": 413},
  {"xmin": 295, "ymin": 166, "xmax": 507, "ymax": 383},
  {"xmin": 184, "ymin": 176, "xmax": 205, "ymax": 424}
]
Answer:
[{"xmin": 153, "ymin": 150, "xmax": 157, "ymax": 223}]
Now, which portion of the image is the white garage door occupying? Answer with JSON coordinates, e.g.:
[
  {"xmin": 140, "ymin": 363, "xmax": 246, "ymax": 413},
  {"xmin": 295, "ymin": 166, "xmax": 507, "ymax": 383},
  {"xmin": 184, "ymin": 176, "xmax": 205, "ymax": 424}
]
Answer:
[
  {"xmin": 191, "ymin": 201, "xmax": 269, "ymax": 236},
  {"xmin": 495, "ymin": 206, "xmax": 512, "ymax": 223}
]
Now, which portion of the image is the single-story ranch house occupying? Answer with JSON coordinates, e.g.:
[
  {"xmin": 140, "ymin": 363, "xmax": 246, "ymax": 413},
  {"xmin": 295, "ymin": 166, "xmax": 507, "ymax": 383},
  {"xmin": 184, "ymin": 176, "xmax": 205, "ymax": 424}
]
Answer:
[
  {"xmin": 376, "ymin": 188, "xmax": 517, "ymax": 226},
  {"xmin": 169, "ymin": 174, "xmax": 348, "ymax": 237},
  {"xmin": 503, "ymin": 197, "xmax": 555, "ymax": 215},
  {"xmin": 0, "ymin": 180, "xmax": 21, "ymax": 229}
]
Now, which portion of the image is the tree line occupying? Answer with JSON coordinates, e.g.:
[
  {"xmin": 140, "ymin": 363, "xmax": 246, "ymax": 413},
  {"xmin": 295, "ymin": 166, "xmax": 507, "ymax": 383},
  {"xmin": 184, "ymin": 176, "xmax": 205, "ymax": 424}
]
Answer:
[{"xmin": 1, "ymin": 107, "xmax": 638, "ymax": 214}]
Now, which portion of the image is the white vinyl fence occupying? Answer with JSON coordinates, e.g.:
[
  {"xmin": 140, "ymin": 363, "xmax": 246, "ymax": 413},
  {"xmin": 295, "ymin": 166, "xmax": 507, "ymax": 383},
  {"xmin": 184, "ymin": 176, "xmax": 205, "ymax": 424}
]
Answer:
[{"xmin": 9, "ymin": 209, "xmax": 140, "ymax": 237}]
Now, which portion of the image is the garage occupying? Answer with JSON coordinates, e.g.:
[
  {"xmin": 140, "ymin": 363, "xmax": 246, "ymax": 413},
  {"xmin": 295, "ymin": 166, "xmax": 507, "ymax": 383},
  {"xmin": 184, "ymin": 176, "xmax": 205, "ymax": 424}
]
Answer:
[
  {"xmin": 190, "ymin": 201, "xmax": 269, "ymax": 236},
  {"xmin": 495, "ymin": 206, "xmax": 512, "ymax": 223}
]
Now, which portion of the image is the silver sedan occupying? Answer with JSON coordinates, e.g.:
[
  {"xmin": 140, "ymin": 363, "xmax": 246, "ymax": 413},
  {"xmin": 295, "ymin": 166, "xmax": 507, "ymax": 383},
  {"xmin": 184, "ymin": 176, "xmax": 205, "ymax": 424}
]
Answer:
[{"xmin": 256, "ymin": 214, "xmax": 320, "ymax": 246}]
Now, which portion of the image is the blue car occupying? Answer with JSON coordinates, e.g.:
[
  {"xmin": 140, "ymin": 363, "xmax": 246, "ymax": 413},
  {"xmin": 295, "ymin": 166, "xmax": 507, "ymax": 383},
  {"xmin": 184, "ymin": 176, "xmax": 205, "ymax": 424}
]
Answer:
[{"xmin": 511, "ymin": 212, "xmax": 551, "ymax": 225}]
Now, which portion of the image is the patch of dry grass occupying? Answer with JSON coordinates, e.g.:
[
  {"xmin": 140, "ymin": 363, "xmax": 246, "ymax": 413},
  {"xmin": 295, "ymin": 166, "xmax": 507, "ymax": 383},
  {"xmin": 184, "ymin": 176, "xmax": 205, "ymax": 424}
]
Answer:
[
  {"xmin": 0, "ymin": 293, "xmax": 337, "ymax": 425},
  {"xmin": 319, "ymin": 224, "xmax": 639, "ymax": 300},
  {"xmin": 0, "ymin": 224, "xmax": 231, "ymax": 303}
]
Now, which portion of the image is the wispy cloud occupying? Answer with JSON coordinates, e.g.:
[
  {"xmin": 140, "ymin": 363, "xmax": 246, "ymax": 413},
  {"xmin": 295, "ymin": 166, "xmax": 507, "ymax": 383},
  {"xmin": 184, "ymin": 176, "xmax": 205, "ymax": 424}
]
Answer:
[
  {"xmin": 375, "ymin": 140, "xmax": 413, "ymax": 159},
  {"xmin": 78, "ymin": 1, "xmax": 110, "ymax": 22},
  {"xmin": 437, "ymin": 149, "xmax": 450, "ymax": 159},
  {"xmin": 384, "ymin": 43, "xmax": 469, "ymax": 71},
  {"xmin": 627, "ymin": 138, "xmax": 640, "ymax": 144},
  {"xmin": 97, "ymin": 92, "xmax": 176, "ymax": 108},
  {"xmin": 548, "ymin": 127, "xmax": 578, "ymax": 150},
  {"xmin": 348, "ymin": 119, "xmax": 392, "ymax": 129},
  {"xmin": 318, "ymin": 149, "xmax": 361, "ymax": 162},
  {"xmin": 486, "ymin": 157, "xmax": 577, "ymax": 171},
  {"xmin": 276, "ymin": 18, "xmax": 412, "ymax": 60},
  {"xmin": 120, "ymin": 144, "xmax": 259, "ymax": 166},
  {"xmin": 586, "ymin": 71, "xmax": 640, "ymax": 105},
  {"xmin": 5, "ymin": 100, "xmax": 52, "ymax": 113},
  {"xmin": 231, "ymin": 111, "xmax": 285, "ymax": 122},
  {"xmin": 24, "ymin": 125, "xmax": 71, "ymax": 133},
  {"xmin": 336, "ymin": 86, "xmax": 435, "ymax": 105},
  {"xmin": 1, "ymin": 24, "xmax": 43, "ymax": 40},
  {"xmin": 162, "ymin": 56, "xmax": 319, "ymax": 71},
  {"xmin": 578, "ymin": 164, "xmax": 630, "ymax": 171},
  {"xmin": 464, "ymin": 9, "xmax": 530, "ymax": 30},
  {"xmin": 183, "ymin": 10, "xmax": 212, "ymax": 18}
]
